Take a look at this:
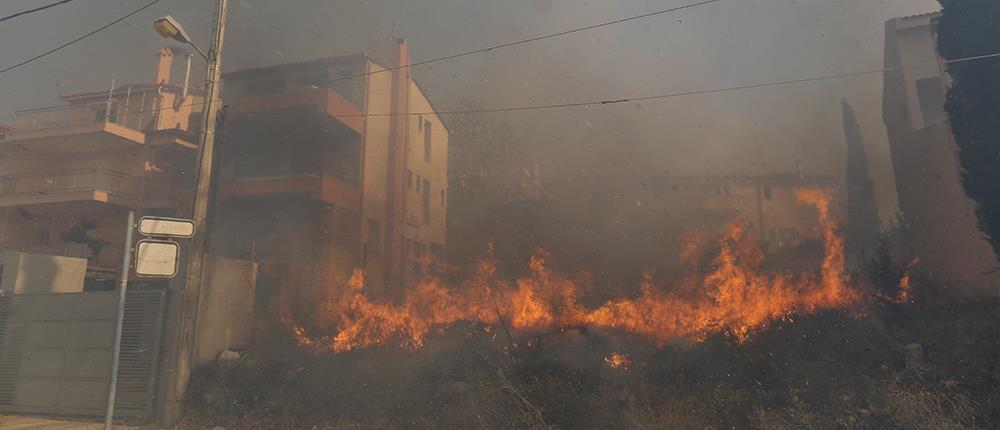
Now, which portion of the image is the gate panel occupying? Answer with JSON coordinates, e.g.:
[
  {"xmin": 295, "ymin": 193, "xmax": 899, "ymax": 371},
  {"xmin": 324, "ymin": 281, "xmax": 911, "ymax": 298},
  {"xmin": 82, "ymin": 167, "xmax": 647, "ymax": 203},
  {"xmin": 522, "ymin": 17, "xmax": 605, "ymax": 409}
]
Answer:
[{"xmin": 0, "ymin": 290, "xmax": 167, "ymax": 421}]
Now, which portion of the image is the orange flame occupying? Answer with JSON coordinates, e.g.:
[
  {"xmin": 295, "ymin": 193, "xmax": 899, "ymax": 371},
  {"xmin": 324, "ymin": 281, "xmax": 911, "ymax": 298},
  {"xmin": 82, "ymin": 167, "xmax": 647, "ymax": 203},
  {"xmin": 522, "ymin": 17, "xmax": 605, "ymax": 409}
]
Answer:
[
  {"xmin": 897, "ymin": 258, "xmax": 919, "ymax": 303},
  {"xmin": 285, "ymin": 187, "xmax": 860, "ymax": 352},
  {"xmin": 604, "ymin": 352, "xmax": 631, "ymax": 369}
]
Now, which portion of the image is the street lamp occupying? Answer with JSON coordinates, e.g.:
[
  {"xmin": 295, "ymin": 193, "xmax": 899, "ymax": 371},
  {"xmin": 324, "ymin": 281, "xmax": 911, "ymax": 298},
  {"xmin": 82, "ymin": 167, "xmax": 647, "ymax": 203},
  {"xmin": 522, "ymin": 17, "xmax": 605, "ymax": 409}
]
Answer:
[
  {"xmin": 150, "ymin": 2, "xmax": 227, "ymax": 428},
  {"xmin": 153, "ymin": 15, "xmax": 208, "ymax": 60}
]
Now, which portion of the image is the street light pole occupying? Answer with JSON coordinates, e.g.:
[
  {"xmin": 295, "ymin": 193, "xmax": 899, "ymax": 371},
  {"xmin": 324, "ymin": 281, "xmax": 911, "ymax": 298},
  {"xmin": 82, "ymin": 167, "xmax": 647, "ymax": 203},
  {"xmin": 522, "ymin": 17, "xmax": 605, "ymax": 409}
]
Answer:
[{"xmin": 158, "ymin": 0, "xmax": 228, "ymax": 424}]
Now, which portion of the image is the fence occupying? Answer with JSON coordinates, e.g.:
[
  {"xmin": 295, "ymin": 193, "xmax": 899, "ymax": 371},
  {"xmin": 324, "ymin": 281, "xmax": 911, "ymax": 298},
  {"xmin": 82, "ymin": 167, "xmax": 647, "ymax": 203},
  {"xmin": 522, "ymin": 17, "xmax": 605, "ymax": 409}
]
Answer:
[{"xmin": 8, "ymin": 101, "xmax": 147, "ymax": 133}]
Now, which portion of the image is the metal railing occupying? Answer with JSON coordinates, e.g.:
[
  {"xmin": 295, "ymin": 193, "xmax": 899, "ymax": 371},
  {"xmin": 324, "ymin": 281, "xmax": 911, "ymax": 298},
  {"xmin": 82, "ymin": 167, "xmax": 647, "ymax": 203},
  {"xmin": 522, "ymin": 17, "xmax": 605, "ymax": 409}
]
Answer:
[
  {"xmin": 8, "ymin": 101, "xmax": 148, "ymax": 133},
  {"xmin": 0, "ymin": 168, "xmax": 142, "ymax": 200}
]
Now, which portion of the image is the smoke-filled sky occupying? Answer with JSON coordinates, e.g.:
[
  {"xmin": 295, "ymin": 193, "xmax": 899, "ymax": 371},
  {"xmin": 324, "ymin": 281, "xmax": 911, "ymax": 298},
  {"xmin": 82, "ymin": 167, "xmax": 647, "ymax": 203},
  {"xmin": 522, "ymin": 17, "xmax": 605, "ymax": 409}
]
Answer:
[{"xmin": 0, "ymin": 0, "xmax": 940, "ymax": 223}]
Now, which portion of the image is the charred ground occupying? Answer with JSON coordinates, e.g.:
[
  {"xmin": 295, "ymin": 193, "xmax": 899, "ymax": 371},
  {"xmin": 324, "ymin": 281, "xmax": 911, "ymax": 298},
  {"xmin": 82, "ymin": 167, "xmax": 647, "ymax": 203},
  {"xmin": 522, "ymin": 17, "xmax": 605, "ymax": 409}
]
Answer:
[{"xmin": 182, "ymin": 282, "xmax": 999, "ymax": 429}]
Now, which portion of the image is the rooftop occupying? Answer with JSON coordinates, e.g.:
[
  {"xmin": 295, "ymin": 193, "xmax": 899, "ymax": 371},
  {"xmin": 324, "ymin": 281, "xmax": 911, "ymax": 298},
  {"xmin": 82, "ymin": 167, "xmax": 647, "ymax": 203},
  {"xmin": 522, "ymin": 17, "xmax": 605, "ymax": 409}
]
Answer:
[{"xmin": 223, "ymin": 53, "xmax": 370, "ymax": 80}]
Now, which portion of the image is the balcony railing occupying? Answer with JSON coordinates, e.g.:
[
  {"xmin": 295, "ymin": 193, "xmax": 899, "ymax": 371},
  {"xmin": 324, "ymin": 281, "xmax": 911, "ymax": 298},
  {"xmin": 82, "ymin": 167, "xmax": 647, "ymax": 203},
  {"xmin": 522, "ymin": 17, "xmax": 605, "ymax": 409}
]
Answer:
[
  {"xmin": 0, "ymin": 168, "xmax": 141, "ymax": 201},
  {"xmin": 7, "ymin": 101, "xmax": 146, "ymax": 133}
]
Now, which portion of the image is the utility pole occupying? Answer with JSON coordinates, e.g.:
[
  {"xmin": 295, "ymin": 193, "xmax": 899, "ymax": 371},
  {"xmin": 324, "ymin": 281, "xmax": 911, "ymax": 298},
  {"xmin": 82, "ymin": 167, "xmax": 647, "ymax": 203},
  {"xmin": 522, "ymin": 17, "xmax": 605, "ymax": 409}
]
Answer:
[{"xmin": 158, "ymin": 0, "xmax": 228, "ymax": 424}]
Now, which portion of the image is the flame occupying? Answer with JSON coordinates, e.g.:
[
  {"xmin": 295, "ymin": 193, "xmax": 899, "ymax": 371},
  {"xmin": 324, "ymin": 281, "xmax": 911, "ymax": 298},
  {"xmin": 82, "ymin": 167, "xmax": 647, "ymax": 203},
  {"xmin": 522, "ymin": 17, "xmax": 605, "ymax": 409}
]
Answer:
[
  {"xmin": 897, "ymin": 258, "xmax": 919, "ymax": 303},
  {"xmin": 285, "ymin": 187, "xmax": 861, "ymax": 352},
  {"xmin": 604, "ymin": 352, "xmax": 631, "ymax": 369}
]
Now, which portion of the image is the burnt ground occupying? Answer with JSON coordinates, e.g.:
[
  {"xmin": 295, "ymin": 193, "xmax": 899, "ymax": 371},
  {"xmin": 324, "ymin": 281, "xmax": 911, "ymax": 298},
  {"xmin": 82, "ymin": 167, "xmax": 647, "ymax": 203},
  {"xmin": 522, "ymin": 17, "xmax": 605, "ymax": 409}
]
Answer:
[{"xmin": 181, "ymin": 293, "xmax": 1000, "ymax": 430}]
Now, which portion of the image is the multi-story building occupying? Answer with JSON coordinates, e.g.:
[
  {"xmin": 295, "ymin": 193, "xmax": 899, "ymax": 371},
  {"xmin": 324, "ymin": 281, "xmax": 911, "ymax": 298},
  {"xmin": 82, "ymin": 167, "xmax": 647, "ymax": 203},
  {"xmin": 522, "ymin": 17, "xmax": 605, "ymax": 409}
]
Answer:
[
  {"xmin": 215, "ymin": 39, "xmax": 448, "ymax": 318},
  {"xmin": 883, "ymin": 12, "xmax": 998, "ymax": 292},
  {"xmin": 0, "ymin": 47, "xmax": 202, "ymax": 289},
  {"xmin": 654, "ymin": 173, "xmax": 843, "ymax": 248}
]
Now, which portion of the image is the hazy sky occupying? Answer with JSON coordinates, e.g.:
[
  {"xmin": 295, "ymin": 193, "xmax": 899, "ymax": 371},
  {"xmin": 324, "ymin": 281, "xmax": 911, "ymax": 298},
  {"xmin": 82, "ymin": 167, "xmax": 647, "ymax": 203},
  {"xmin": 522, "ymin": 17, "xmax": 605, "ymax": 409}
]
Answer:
[{"xmin": 0, "ymin": 0, "xmax": 941, "ymax": 222}]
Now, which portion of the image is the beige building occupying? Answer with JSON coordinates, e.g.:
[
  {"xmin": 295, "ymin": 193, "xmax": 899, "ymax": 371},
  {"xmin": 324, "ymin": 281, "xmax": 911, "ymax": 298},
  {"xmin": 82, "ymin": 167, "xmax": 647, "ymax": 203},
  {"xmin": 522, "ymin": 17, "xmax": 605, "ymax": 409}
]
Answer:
[
  {"xmin": 647, "ymin": 173, "xmax": 844, "ymax": 250},
  {"xmin": 216, "ymin": 39, "xmax": 448, "ymax": 317},
  {"xmin": 883, "ymin": 12, "xmax": 998, "ymax": 292},
  {"xmin": 0, "ymin": 48, "xmax": 202, "ymax": 289}
]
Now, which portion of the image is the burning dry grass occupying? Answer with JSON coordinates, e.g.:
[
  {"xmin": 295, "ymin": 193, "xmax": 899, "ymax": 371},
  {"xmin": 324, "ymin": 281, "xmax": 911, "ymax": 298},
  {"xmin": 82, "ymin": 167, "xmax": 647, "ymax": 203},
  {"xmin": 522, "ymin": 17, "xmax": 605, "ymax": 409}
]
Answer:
[
  {"xmin": 283, "ymin": 188, "xmax": 860, "ymax": 352},
  {"xmin": 184, "ymin": 294, "xmax": 1000, "ymax": 429}
]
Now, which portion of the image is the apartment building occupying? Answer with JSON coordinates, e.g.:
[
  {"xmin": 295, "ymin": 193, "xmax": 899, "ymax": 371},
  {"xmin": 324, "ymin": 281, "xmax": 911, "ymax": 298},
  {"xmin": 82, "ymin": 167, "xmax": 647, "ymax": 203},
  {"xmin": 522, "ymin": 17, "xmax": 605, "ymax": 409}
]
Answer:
[
  {"xmin": 215, "ymin": 39, "xmax": 448, "ymax": 318},
  {"xmin": 883, "ymin": 12, "xmax": 998, "ymax": 292},
  {"xmin": 0, "ymin": 48, "xmax": 202, "ymax": 289},
  {"xmin": 639, "ymin": 172, "xmax": 844, "ymax": 249}
]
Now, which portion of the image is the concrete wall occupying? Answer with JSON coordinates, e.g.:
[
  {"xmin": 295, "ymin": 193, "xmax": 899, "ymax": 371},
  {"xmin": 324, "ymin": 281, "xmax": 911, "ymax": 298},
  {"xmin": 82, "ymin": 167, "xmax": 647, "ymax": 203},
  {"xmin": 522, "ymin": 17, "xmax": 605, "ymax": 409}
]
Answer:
[
  {"xmin": 0, "ymin": 251, "xmax": 86, "ymax": 294},
  {"xmin": 361, "ymin": 61, "xmax": 393, "ymax": 293},
  {"xmin": 195, "ymin": 256, "xmax": 257, "ymax": 366}
]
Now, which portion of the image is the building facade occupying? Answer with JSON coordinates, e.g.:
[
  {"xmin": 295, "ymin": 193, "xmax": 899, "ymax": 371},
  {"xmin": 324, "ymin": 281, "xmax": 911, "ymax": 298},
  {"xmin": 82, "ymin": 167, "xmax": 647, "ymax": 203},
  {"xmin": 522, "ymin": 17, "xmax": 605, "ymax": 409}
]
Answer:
[
  {"xmin": 216, "ymin": 39, "xmax": 448, "ymax": 319},
  {"xmin": 638, "ymin": 172, "xmax": 844, "ymax": 250},
  {"xmin": 883, "ymin": 13, "xmax": 999, "ymax": 292},
  {"xmin": 0, "ymin": 47, "xmax": 202, "ymax": 289}
]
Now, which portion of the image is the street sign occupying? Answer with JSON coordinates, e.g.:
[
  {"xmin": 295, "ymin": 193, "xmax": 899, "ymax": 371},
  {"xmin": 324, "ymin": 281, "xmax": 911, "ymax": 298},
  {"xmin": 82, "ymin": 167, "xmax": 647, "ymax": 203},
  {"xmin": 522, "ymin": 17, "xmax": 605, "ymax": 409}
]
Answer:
[
  {"xmin": 138, "ymin": 216, "xmax": 195, "ymax": 238},
  {"xmin": 134, "ymin": 240, "xmax": 180, "ymax": 278}
]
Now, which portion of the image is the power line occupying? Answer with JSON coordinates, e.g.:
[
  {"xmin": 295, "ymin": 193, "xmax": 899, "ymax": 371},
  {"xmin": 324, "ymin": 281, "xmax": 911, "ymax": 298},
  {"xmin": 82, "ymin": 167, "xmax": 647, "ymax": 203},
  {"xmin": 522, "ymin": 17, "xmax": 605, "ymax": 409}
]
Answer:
[
  {"xmin": 89, "ymin": 50, "xmax": 1000, "ymax": 119},
  {"xmin": 324, "ymin": 0, "xmax": 721, "ymax": 85},
  {"xmin": 335, "ymin": 51, "xmax": 1000, "ymax": 117},
  {"xmin": 0, "ymin": 0, "xmax": 161, "ymax": 76},
  {"xmin": 0, "ymin": 0, "xmax": 76, "ymax": 23}
]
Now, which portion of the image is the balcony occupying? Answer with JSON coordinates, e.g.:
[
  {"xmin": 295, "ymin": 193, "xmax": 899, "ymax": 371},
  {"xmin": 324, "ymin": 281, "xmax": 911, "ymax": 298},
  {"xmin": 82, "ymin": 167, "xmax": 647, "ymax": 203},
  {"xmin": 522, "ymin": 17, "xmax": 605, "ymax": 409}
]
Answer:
[
  {"xmin": 0, "ymin": 168, "xmax": 141, "ymax": 208},
  {"xmin": 2, "ymin": 101, "xmax": 147, "ymax": 153},
  {"xmin": 231, "ymin": 88, "xmax": 365, "ymax": 135},
  {"xmin": 218, "ymin": 172, "xmax": 360, "ymax": 211}
]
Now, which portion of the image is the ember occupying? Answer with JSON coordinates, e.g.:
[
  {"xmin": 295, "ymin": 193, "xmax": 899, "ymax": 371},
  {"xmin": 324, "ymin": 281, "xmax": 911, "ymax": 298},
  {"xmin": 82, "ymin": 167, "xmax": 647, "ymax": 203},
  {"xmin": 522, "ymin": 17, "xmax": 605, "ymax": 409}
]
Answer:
[{"xmin": 604, "ymin": 352, "xmax": 631, "ymax": 369}]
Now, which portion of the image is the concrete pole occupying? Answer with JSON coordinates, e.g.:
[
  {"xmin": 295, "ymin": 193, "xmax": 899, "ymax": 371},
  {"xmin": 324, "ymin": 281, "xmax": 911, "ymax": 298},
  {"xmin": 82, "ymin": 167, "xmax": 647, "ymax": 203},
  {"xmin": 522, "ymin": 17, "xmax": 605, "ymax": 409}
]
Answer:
[
  {"xmin": 104, "ymin": 210, "xmax": 135, "ymax": 430},
  {"xmin": 161, "ymin": 0, "xmax": 228, "ymax": 424}
]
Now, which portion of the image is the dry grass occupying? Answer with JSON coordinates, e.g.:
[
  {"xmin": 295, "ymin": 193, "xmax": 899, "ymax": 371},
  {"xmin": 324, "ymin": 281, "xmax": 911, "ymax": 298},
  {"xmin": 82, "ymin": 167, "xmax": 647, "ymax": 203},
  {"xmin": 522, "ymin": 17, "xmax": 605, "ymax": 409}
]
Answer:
[{"xmin": 887, "ymin": 378, "xmax": 989, "ymax": 430}]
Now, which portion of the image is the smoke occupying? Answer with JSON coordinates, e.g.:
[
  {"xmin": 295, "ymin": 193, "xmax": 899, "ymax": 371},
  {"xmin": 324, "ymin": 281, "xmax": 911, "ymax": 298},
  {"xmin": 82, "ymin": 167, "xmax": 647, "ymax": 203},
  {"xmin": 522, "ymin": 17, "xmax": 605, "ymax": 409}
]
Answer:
[{"xmin": 0, "ymin": 0, "xmax": 939, "ymax": 265}]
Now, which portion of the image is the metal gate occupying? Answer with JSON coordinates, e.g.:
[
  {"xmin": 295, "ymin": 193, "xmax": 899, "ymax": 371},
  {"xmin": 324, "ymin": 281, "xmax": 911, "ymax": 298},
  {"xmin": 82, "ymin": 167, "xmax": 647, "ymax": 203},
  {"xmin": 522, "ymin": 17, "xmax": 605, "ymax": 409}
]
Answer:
[{"xmin": 0, "ymin": 290, "xmax": 167, "ymax": 420}]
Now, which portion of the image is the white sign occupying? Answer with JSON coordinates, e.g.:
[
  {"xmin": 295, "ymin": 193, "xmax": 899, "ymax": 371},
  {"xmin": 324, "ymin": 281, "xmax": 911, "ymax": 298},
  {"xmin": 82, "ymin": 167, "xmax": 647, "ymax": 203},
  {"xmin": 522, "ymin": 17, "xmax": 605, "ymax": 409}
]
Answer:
[
  {"xmin": 135, "ymin": 240, "xmax": 180, "ymax": 278},
  {"xmin": 138, "ymin": 216, "xmax": 195, "ymax": 238}
]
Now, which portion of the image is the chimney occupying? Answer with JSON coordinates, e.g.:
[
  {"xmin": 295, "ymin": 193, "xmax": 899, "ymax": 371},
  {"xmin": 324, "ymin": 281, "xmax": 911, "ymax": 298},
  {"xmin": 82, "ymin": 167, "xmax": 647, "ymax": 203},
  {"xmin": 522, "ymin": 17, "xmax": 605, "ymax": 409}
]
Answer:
[
  {"xmin": 392, "ymin": 38, "xmax": 410, "ymax": 75},
  {"xmin": 153, "ymin": 47, "xmax": 174, "ymax": 85}
]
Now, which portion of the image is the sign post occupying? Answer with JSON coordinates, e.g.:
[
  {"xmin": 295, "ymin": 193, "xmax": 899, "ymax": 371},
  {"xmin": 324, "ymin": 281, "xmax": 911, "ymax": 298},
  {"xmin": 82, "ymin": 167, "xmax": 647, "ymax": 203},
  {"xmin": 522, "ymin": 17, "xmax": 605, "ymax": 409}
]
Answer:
[{"xmin": 104, "ymin": 210, "xmax": 135, "ymax": 430}]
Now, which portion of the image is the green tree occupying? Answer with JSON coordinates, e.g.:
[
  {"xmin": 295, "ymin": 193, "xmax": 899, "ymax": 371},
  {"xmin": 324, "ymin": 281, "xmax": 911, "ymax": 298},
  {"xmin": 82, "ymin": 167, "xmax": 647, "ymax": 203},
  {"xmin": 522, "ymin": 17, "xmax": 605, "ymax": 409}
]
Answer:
[
  {"xmin": 841, "ymin": 98, "xmax": 881, "ymax": 265},
  {"xmin": 936, "ymin": 0, "xmax": 1000, "ymax": 263}
]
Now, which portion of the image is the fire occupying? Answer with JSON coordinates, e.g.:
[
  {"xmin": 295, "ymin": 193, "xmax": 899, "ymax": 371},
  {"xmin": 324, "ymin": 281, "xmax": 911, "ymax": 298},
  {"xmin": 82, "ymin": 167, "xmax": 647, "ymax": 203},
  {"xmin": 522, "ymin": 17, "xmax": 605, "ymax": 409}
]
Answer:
[
  {"xmin": 604, "ymin": 352, "xmax": 631, "ymax": 369},
  {"xmin": 897, "ymin": 258, "xmax": 919, "ymax": 303},
  {"xmin": 285, "ymin": 187, "xmax": 861, "ymax": 352}
]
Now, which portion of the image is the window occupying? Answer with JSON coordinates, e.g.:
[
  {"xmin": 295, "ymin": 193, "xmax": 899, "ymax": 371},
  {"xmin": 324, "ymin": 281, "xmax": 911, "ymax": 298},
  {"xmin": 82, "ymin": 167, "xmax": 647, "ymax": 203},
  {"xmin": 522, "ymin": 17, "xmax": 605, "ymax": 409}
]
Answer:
[
  {"xmin": 440, "ymin": 189, "xmax": 446, "ymax": 207},
  {"xmin": 423, "ymin": 178, "xmax": 431, "ymax": 225},
  {"xmin": 916, "ymin": 77, "xmax": 946, "ymax": 127},
  {"xmin": 417, "ymin": 115, "xmax": 423, "ymax": 131},
  {"xmin": 415, "ymin": 175, "xmax": 421, "ymax": 193},
  {"xmin": 407, "ymin": 170, "xmax": 413, "ymax": 189},
  {"xmin": 423, "ymin": 120, "xmax": 432, "ymax": 162},
  {"xmin": 763, "ymin": 186, "xmax": 773, "ymax": 200}
]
